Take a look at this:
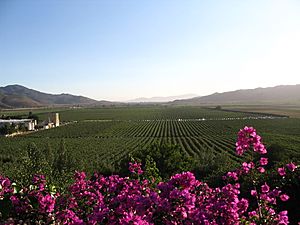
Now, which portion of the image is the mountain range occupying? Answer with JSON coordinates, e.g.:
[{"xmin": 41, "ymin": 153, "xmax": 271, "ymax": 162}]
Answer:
[
  {"xmin": 128, "ymin": 94, "xmax": 199, "ymax": 103},
  {"xmin": 171, "ymin": 84, "xmax": 300, "ymax": 106},
  {"xmin": 0, "ymin": 85, "xmax": 108, "ymax": 108},
  {"xmin": 0, "ymin": 84, "xmax": 300, "ymax": 108}
]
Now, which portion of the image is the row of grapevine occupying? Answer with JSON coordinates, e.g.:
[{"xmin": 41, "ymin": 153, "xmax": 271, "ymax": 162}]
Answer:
[{"xmin": 1, "ymin": 107, "xmax": 299, "ymax": 177}]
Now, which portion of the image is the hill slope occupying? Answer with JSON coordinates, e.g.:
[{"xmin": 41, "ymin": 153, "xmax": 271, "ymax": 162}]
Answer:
[
  {"xmin": 0, "ymin": 85, "xmax": 104, "ymax": 108},
  {"xmin": 172, "ymin": 85, "xmax": 300, "ymax": 106}
]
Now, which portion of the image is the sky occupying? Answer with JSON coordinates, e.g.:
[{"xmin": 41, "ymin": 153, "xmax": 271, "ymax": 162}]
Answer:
[{"xmin": 0, "ymin": 0, "xmax": 300, "ymax": 101}]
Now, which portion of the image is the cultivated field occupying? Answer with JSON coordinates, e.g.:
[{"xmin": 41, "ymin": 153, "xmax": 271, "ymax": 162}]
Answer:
[
  {"xmin": 223, "ymin": 104, "xmax": 300, "ymax": 118},
  {"xmin": 1, "ymin": 106, "xmax": 300, "ymax": 174}
]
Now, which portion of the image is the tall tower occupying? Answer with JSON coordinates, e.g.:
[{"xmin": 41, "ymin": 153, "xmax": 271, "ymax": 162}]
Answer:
[{"xmin": 53, "ymin": 113, "xmax": 60, "ymax": 127}]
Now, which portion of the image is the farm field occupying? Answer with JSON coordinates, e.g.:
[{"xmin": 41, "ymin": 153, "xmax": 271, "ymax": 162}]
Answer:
[
  {"xmin": 222, "ymin": 104, "xmax": 300, "ymax": 118},
  {"xmin": 0, "ymin": 106, "xmax": 300, "ymax": 175},
  {"xmin": 1, "ymin": 105, "xmax": 281, "ymax": 121}
]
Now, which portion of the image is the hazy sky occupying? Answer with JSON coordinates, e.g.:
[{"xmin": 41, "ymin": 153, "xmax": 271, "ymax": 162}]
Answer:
[{"xmin": 0, "ymin": 0, "xmax": 300, "ymax": 101}]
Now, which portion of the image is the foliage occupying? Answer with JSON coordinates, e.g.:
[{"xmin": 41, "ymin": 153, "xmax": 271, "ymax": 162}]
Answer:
[
  {"xmin": 133, "ymin": 142, "xmax": 196, "ymax": 179},
  {"xmin": 14, "ymin": 143, "xmax": 49, "ymax": 186},
  {"xmin": 51, "ymin": 139, "xmax": 77, "ymax": 190},
  {"xmin": 143, "ymin": 155, "xmax": 162, "ymax": 185},
  {"xmin": 2, "ymin": 140, "xmax": 76, "ymax": 191},
  {"xmin": 27, "ymin": 111, "xmax": 39, "ymax": 123},
  {"xmin": 0, "ymin": 127, "xmax": 299, "ymax": 224},
  {"xmin": 0, "ymin": 124, "xmax": 18, "ymax": 135}
]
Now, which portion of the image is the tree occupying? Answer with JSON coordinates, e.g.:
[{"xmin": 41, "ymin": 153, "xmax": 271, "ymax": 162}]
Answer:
[
  {"xmin": 143, "ymin": 155, "xmax": 161, "ymax": 184},
  {"xmin": 134, "ymin": 142, "xmax": 196, "ymax": 179},
  {"xmin": 52, "ymin": 139, "xmax": 76, "ymax": 189},
  {"xmin": 16, "ymin": 143, "xmax": 48, "ymax": 186},
  {"xmin": 28, "ymin": 111, "xmax": 39, "ymax": 123},
  {"xmin": 0, "ymin": 124, "xmax": 16, "ymax": 135}
]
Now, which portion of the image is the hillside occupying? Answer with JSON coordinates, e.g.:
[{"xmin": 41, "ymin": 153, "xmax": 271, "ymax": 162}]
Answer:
[
  {"xmin": 172, "ymin": 85, "xmax": 300, "ymax": 106},
  {"xmin": 0, "ymin": 85, "xmax": 107, "ymax": 108}
]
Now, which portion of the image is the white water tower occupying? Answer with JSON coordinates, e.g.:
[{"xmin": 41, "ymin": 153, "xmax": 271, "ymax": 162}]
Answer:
[{"xmin": 53, "ymin": 113, "xmax": 60, "ymax": 127}]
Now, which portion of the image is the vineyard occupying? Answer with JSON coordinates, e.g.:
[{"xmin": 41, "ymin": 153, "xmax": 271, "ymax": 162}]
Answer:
[
  {"xmin": 1, "ymin": 105, "xmax": 275, "ymax": 121},
  {"xmin": 0, "ymin": 106, "xmax": 300, "ymax": 176}
]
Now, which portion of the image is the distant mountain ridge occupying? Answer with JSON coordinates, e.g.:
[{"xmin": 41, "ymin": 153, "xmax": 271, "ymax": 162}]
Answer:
[
  {"xmin": 128, "ymin": 94, "xmax": 199, "ymax": 103},
  {"xmin": 172, "ymin": 85, "xmax": 300, "ymax": 106},
  {"xmin": 0, "ymin": 85, "xmax": 107, "ymax": 108},
  {"xmin": 1, "ymin": 84, "xmax": 299, "ymax": 108}
]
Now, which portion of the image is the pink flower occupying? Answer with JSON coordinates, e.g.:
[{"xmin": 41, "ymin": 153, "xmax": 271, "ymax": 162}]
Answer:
[
  {"xmin": 270, "ymin": 189, "xmax": 281, "ymax": 197},
  {"xmin": 268, "ymin": 208, "xmax": 276, "ymax": 215},
  {"xmin": 248, "ymin": 162, "xmax": 255, "ymax": 168},
  {"xmin": 248, "ymin": 210, "xmax": 257, "ymax": 217},
  {"xmin": 1, "ymin": 178, "xmax": 11, "ymax": 188},
  {"xmin": 278, "ymin": 167, "xmax": 286, "ymax": 176},
  {"xmin": 129, "ymin": 162, "xmax": 143, "ymax": 175},
  {"xmin": 226, "ymin": 171, "xmax": 238, "ymax": 181},
  {"xmin": 237, "ymin": 198, "xmax": 249, "ymax": 212},
  {"xmin": 235, "ymin": 126, "xmax": 267, "ymax": 155},
  {"xmin": 39, "ymin": 194, "xmax": 55, "ymax": 213},
  {"xmin": 250, "ymin": 190, "xmax": 257, "ymax": 196},
  {"xmin": 236, "ymin": 146, "xmax": 244, "ymax": 155},
  {"xmin": 261, "ymin": 183, "xmax": 270, "ymax": 193},
  {"xmin": 278, "ymin": 211, "xmax": 289, "ymax": 224},
  {"xmin": 259, "ymin": 157, "xmax": 268, "ymax": 166},
  {"xmin": 74, "ymin": 171, "xmax": 86, "ymax": 180},
  {"xmin": 286, "ymin": 162, "xmax": 297, "ymax": 172},
  {"xmin": 241, "ymin": 162, "xmax": 251, "ymax": 173},
  {"xmin": 257, "ymin": 167, "xmax": 265, "ymax": 173},
  {"xmin": 254, "ymin": 143, "xmax": 267, "ymax": 154},
  {"xmin": 280, "ymin": 194, "xmax": 290, "ymax": 202}
]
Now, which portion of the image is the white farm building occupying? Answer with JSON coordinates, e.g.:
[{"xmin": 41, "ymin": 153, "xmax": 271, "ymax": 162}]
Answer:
[{"xmin": 0, "ymin": 119, "xmax": 36, "ymax": 131}]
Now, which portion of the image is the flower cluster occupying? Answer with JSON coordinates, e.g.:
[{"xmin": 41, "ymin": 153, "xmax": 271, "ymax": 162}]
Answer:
[
  {"xmin": 278, "ymin": 163, "xmax": 298, "ymax": 176},
  {"xmin": 0, "ymin": 177, "xmax": 13, "ymax": 197},
  {"xmin": 0, "ymin": 126, "xmax": 298, "ymax": 224},
  {"xmin": 236, "ymin": 126, "xmax": 267, "ymax": 155},
  {"xmin": 0, "ymin": 174, "xmax": 56, "ymax": 224},
  {"xmin": 129, "ymin": 161, "xmax": 143, "ymax": 175},
  {"xmin": 230, "ymin": 126, "xmax": 300, "ymax": 225},
  {"xmin": 53, "ymin": 171, "xmax": 252, "ymax": 224}
]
